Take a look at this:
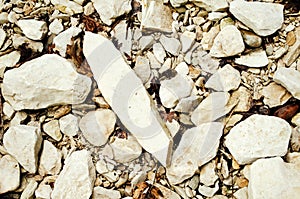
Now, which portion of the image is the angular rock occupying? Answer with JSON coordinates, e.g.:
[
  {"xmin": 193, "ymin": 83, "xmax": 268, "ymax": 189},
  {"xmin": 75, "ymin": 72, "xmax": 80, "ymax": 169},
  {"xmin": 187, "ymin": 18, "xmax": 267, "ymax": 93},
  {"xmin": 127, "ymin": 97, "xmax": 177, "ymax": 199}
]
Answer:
[
  {"xmin": 49, "ymin": 19, "xmax": 64, "ymax": 35},
  {"xmin": 92, "ymin": 186, "xmax": 121, "ymax": 199},
  {"xmin": 170, "ymin": 0, "xmax": 188, "ymax": 7},
  {"xmin": 261, "ymin": 82, "xmax": 291, "ymax": 108},
  {"xmin": 141, "ymin": 0, "xmax": 173, "ymax": 32},
  {"xmin": 230, "ymin": 86, "xmax": 252, "ymax": 112},
  {"xmin": 159, "ymin": 73, "xmax": 194, "ymax": 108},
  {"xmin": 12, "ymin": 34, "xmax": 43, "ymax": 52},
  {"xmin": 192, "ymin": 0, "xmax": 228, "ymax": 12},
  {"xmin": 35, "ymin": 184, "xmax": 52, "ymax": 199},
  {"xmin": 191, "ymin": 92, "xmax": 233, "ymax": 126},
  {"xmin": 43, "ymin": 120, "xmax": 62, "ymax": 141},
  {"xmin": 133, "ymin": 56, "xmax": 151, "ymax": 83},
  {"xmin": 283, "ymin": 27, "xmax": 300, "ymax": 66},
  {"xmin": 180, "ymin": 31, "xmax": 196, "ymax": 53},
  {"xmin": 233, "ymin": 187, "xmax": 248, "ymax": 199},
  {"xmin": 3, "ymin": 125, "xmax": 42, "ymax": 173},
  {"xmin": 200, "ymin": 161, "xmax": 219, "ymax": 186},
  {"xmin": 59, "ymin": 114, "xmax": 79, "ymax": 137},
  {"xmin": 110, "ymin": 135, "xmax": 142, "ymax": 163},
  {"xmin": 205, "ymin": 64, "xmax": 241, "ymax": 91},
  {"xmin": 273, "ymin": 67, "xmax": 300, "ymax": 100},
  {"xmin": 225, "ymin": 115, "xmax": 292, "ymax": 165},
  {"xmin": 198, "ymin": 182, "xmax": 219, "ymax": 197},
  {"xmin": 235, "ymin": 49, "xmax": 268, "ymax": 68},
  {"xmin": 146, "ymin": 51, "xmax": 161, "ymax": 69},
  {"xmin": 292, "ymin": 113, "xmax": 300, "ymax": 127},
  {"xmin": 2, "ymin": 54, "xmax": 92, "ymax": 110},
  {"xmin": 17, "ymin": 19, "xmax": 48, "ymax": 40},
  {"xmin": 21, "ymin": 179, "xmax": 38, "ymax": 199},
  {"xmin": 153, "ymin": 43, "xmax": 166, "ymax": 63},
  {"xmin": 241, "ymin": 30, "xmax": 262, "ymax": 48},
  {"xmin": 197, "ymin": 50, "xmax": 220, "ymax": 74},
  {"xmin": 248, "ymin": 157, "xmax": 300, "ymax": 199},
  {"xmin": 0, "ymin": 51, "xmax": 21, "ymax": 75},
  {"xmin": 39, "ymin": 140, "xmax": 62, "ymax": 176},
  {"xmin": 0, "ymin": 28, "xmax": 6, "ymax": 48},
  {"xmin": 53, "ymin": 27, "xmax": 81, "ymax": 57},
  {"xmin": 0, "ymin": 155, "xmax": 20, "ymax": 194},
  {"xmin": 83, "ymin": 32, "xmax": 173, "ymax": 166},
  {"xmin": 208, "ymin": 12, "xmax": 227, "ymax": 22},
  {"xmin": 200, "ymin": 26, "xmax": 220, "ymax": 51},
  {"xmin": 229, "ymin": 0, "xmax": 284, "ymax": 36},
  {"xmin": 51, "ymin": 150, "xmax": 96, "ymax": 199},
  {"xmin": 174, "ymin": 95, "xmax": 201, "ymax": 113},
  {"xmin": 167, "ymin": 123, "xmax": 223, "ymax": 185},
  {"xmin": 160, "ymin": 34, "xmax": 181, "ymax": 56},
  {"xmin": 92, "ymin": 0, "xmax": 131, "ymax": 26},
  {"xmin": 210, "ymin": 25, "xmax": 245, "ymax": 58},
  {"xmin": 79, "ymin": 109, "xmax": 116, "ymax": 146}
]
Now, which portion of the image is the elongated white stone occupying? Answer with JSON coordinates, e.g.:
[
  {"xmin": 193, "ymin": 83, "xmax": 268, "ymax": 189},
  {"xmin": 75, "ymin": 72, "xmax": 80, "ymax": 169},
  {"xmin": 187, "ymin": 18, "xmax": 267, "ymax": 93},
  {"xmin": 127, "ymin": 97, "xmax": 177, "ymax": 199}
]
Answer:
[{"xmin": 83, "ymin": 31, "xmax": 173, "ymax": 166}]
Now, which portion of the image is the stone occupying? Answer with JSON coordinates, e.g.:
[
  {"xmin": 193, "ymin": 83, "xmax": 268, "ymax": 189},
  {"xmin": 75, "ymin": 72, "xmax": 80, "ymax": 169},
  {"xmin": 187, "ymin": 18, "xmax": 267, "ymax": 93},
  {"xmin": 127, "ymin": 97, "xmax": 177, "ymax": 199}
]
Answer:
[
  {"xmin": 53, "ymin": 27, "xmax": 81, "ymax": 57},
  {"xmin": 230, "ymin": 86, "xmax": 252, "ymax": 112},
  {"xmin": 153, "ymin": 43, "xmax": 166, "ymax": 63},
  {"xmin": 191, "ymin": 92, "xmax": 233, "ymax": 126},
  {"xmin": 261, "ymin": 82, "xmax": 291, "ymax": 108},
  {"xmin": 146, "ymin": 51, "xmax": 161, "ymax": 69},
  {"xmin": 174, "ymin": 95, "xmax": 201, "ymax": 113},
  {"xmin": 39, "ymin": 140, "xmax": 62, "ymax": 176},
  {"xmin": 17, "ymin": 19, "xmax": 48, "ymax": 40},
  {"xmin": 83, "ymin": 31, "xmax": 173, "ymax": 166},
  {"xmin": 141, "ymin": 0, "xmax": 173, "ymax": 32},
  {"xmin": 197, "ymin": 50, "xmax": 220, "ymax": 74},
  {"xmin": 201, "ymin": 26, "xmax": 220, "ymax": 51},
  {"xmin": 0, "ymin": 155, "xmax": 20, "ymax": 194},
  {"xmin": 133, "ymin": 56, "xmax": 151, "ymax": 83},
  {"xmin": 0, "ymin": 28, "xmax": 6, "ymax": 48},
  {"xmin": 205, "ymin": 64, "xmax": 241, "ymax": 92},
  {"xmin": 200, "ymin": 161, "xmax": 219, "ymax": 186},
  {"xmin": 241, "ymin": 30, "xmax": 262, "ymax": 48},
  {"xmin": 59, "ymin": 114, "xmax": 79, "ymax": 136},
  {"xmin": 166, "ymin": 119, "xmax": 180, "ymax": 138},
  {"xmin": 159, "ymin": 73, "xmax": 194, "ymax": 108},
  {"xmin": 3, "ymin": 102, "xmax": 14, "ymax": 119},
  {"xmin": 225, "ymin": 115, "xmax": 292, "ymax": 165},
  {"xmin": 175, "ymin": 62, "xmax": 189, "ymax": 75},
  {"xmin": 292, "ymin": 113, "xmax": 300, "ymax": 127},
  {"xmin": 229, "ymin": 0, "xmax": 284, "ymax": 36},
  {"xmin": 92, "ymin": 186, "xmax": 121, "ymax": 199},
  {"xmin": 3, "ymin": 125, "xmax": 42, "ymax": 173},
  {"xmin": 79, "ymin": 109, "xmax": 116, "ymax": 146},
  {"xmin": 170, "ymin": 0, "xmax": 188, "ymax": 7},
  {"xmin": 12, "ymin": 34, "xmax": 44, "ymax": 53},
  {"xmin": 43, "ymin": 120, "xmax": 62, "ymax": 141},
  {"xmin": 198, "ymin": 181, "xmax": 219, "ymax": 197},
  {"xmin": 110, "ymin": 135, "xmax": 142, "ymax": 163},
  {"xmin": 233, "ymin": 187, "xmax": 248, "ymax": 199},
  {"xmin": 192, "ymin": 0, "xmax": 228, "ymax": 12},
  {"xmin": 273, "ymin": 67, "xmax": 300, "ymax": 100},
  {"xmin": 283, "ymin": 27, "xmax": 300, "ymax": 66},
  {"xmin": 180, "ymin": 31, "xmax": 196, "ymax": 53},
  {"xmin": 166, "ymin": 123, "xmax": 223, "ymax": 185},
  {"xmin": 235, "ymin": 49, "xmax": 268, "ymax": 68},
  {"xmin": 112, "ymin": 21, "xmax": 133, "ymax": 56},
  {"xmin": 0, "ymin": 51, "xmax": 21, "ymax": 75},
  {"xmin": 95, "ymin": 159, "xmax": 109, "ymax": 174},
  {"xmin": 50, "ymin": 0, "xmax": 83, "ymax": 14},
  {"xmin": 35, "ymin": 184, "xmax": 52, "ymax": 199},
  {"xmin": 49, "ymin": 19, "xmax": 64, "ymax": 35},
  {"xmin": 160, "ymin": 34, "xmax": 181, "ymax": 56},
  {"xmin": 248, "ymin": 157, "xmax": 300, "ymax": 199},
  {"xmin": 21, "ymin": 179, "xmax": 38, "ymax": 199},
  {"xmin": 210, "ymin": 25, "xmax": 245, "ymax": 58},
  {"xmin": 139, "ymin": 35, "xmax": 155, "ymax": 51},
  {"xmin": 207, "ymin": 12, "xmax": 227, "ymax": 22},
  {"xmin": 154, "ymin": 183, "xmax": 181, "ymax": 199},
  {"xmin": 92, "ymin": 0, "xmax": 131, "ymax": 26},
  {"xmin": 2, "ymin": 54, "xmax": 92, "ymax": 110},
  {"xmin": 51, "ymin": 150, "xmax": 96, "ymax": 199}
]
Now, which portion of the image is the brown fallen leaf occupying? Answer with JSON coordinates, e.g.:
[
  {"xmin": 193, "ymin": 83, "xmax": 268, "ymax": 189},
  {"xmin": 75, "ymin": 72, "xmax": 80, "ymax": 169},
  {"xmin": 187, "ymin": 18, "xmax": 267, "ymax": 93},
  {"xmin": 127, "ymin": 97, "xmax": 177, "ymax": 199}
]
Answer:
[{"xmin": 273, "ymin": 104, "xmax": 299, "ymax": 120}]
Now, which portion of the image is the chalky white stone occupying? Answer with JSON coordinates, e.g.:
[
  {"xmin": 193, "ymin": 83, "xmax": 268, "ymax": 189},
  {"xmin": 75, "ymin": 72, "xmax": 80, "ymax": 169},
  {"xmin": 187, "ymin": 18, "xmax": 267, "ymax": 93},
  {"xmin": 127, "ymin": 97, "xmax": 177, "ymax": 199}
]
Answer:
[
  {"xmin": 17, "ymin": 19, "xmax": 48, "ymax": 40},
  {"xmin": 0, "ymin": 155, "xmax": 20, "ymax": 194}
]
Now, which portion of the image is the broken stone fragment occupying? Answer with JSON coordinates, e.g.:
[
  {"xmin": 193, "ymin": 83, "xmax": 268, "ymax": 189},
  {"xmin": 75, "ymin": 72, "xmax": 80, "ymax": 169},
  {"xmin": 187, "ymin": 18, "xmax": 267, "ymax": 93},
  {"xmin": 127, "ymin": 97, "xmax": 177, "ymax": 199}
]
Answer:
[
  {"xmin": 83, "ymin": 31, "xmax": 173, "ymax": 166},
  {"xmin": 39, "ymin": 140, "xmax": 62, "ymax": 176},
  {"xmin": 0, "ymin": 28, "xmax": 6, "ymax": 48},
  {"xmin": 133, "ymin": 56, "xmax": 151, "ymax": 83},
  {"xmin": 17, "ymin": 19, "xmax": 48, "ymax": 40},
  {"xmin": 159, "ymin": 34, "xmax": 181, "ymax": 56},
  {"xmin": 235, "ymin": 49, "xmax": 268, "ymax": 68},
  {"xmin": 261, "ymin": 82, "xmax": 291, "ymax": 108},
  {"xmin": 192, "ymin": 0, "xmax": 228, "ymax": 12},
  {"xmin": 0, "ymin": 155, "xmax": 20, "ymax": 194},
  {"xmin": 283, "ymin": 27, "xmax": 300, "ymax": 66},
  {"xmin": 43, "ymin": 120, "xmax": 62, "ymax": 141},
  {"xmin": 92, "ymin": 186, "xmax": 121, "ymax": 199},
  {"xmin": 50, "ymin": 0, "xmax": 83, "ymax": 14},
  {"xmin": 2, "ymin": 54, "xmax": 92, "ymax": 110}
]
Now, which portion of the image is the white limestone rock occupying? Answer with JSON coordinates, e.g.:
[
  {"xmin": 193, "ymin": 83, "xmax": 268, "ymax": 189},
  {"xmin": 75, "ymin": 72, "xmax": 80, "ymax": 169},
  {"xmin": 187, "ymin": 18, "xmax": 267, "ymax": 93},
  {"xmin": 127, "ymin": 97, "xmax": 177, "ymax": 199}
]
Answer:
[
  {"xmin": 35, "ymin": 184, "xmax": 52, "ymax": 199},
  {"xmin": 201, "ymin": 26, "xmax": 220, "ymax": 51},
  {"xmin": 0, "ymin": 155, "xmax": 20, "ymax": 194},
  {"xmin": 49, "ymin": 19, "xmax": 64, "ymax": 35},
  {"xmin": 261, "ymin": 82, "xmax": 291, "ymax": 108},
  {"xmin": 110, "ymin": 135, "xmax": 142, "ymax": 163},
  {"xmin": 210, "ymin": 25, "xmax": 245, "ymax": 58},
  {"xmin": 51, "ymin": 150, "xmax": 96, "ymax": 199},
  {"xmin": 153, "ymin": 43, "xmax": 166, "ymax": 63},
  {"xmin": 225, "ymin": 115, "xmax": 292, "ymax": 165},
  {"xmin": 192, "ymin": 0, "xmax": 228, "ymax": 12},
  {"xmin": 160, "ymin": 34, "xmax": 181, "ymax": 56},
  {"xmin": 283, "ymin": 27, "xmax": 300, "ymax": 66},
  {"xmin": 92, "ymin": 186, "xmax": 121, "ymax": 199},
  {"xmin": 0, "ymin": 51, "xmax": 21, "ymax": 76},
  {"xmin": 17, "ymin": 19, "xmax": 48, "ymax": 40},
  {"xmin": 205, "ymin": 64, "xmax": 241, "ymax": 91},
  {"xmin": 198, "ymin": 182, "xmax": 219, "ymax": 197},
  {"xmin": 170, "ymin": 0, "xmax": 188, "ymax": 7},
  {"xmin": 50, "ymin": 0, "xmax": 83, "ymax": 14},
  {"xmin": 0, "ymin": 28, "xmax": 6, "ymax": 48},
  {"xmin": 200, "ymin": 161, "xmax": 219, "ymax": 186},
  {"xmin": 83, "ymin": 31, "xmax": 173, "ymax": 166},
  {"xmin": 39, "ymin": 140, "xmax": 62, "ymax": 176},
  {"xmin": 2, "ymin": 54, "xmax": 92, "ymax": 110},
  {"xmin": 12, "ymin": 34, "xmax": 43, "ymax": 52},
  {"xmin": 273, "ymin": 67, "xmax": 300, "ymax": 100},
  {"xmin": 197, "ymin": 50, "xmax": 220, "ymax": 74},
  {"xmin": 235, "ymin": 49, "xmax": 268, "ymax": 68},
  {"xmin": 79, "ymin": 109, "xmax": 116, "ymax": 147},
  {"xmin": 21, "ymin": 179, "xmax": 38, "ymax": 199},
  {"xmin": 230, "ymin": 86, "xmax": 252, "ymax": 113},
  {"xmin": 233, "ymin": 187, "xmax": 248, "ymax": 199},
  {"xmin": 53, "ymin": 27, "xmax": 82, "ymax": 57},
  {"xmin": 154, "ymin": 183, "xmax": 181, "ymax": 199},
  {"xmin": 174, "ymin": 95, "xmax": 202, "ymax": 113},
  {"xmin": 180, "ymin": 31, "xmax": 196, "ymax": 53},
  {"xmin": 159, "ymin": 73, "xmax": 194, "ymax": 108},
  {"xmin": 229, "ymin": 0, "xmax": 284, "ymax": 36},
  {"xmin": 43, "ymin": 120, "xmax": 62, "ymax": 141},
  {"xmin": 166, "ymin": 123, "xmax": 223, "ymax": 185},
  {"xmin": 248, "ymin": 157, "xmax": 300, "ymax": 199},
  {"xmin": 133, "ymin": 56, "xmax": 151, "ymax": 83},
  {"xmin": 292, "ymin": 113, "xmax": 300, "ymax": 127},
  {"xmin": 3, "ymin": 125, "xmax": 42, "ymax": 173},
  {"xmin": 59, "ymin": 114, "xmax": 79, "ymax": 137}
]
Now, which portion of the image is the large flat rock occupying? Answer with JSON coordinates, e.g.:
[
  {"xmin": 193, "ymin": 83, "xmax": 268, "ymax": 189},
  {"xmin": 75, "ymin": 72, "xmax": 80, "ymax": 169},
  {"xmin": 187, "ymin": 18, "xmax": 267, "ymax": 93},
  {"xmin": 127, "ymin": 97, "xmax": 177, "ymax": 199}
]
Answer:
[{"xmin": 83, "ymin": 31, "xmax": 173, "ymax": 166}]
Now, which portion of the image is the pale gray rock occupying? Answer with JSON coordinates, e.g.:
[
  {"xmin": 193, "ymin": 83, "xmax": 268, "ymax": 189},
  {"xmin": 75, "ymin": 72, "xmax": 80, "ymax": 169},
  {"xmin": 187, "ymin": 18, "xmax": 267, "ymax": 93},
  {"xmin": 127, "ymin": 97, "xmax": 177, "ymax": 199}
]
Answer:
[
  {"xmin": 0, "ymin": 28, "xmax": 6, "ymax": 48},
  {"xmin": 59, "ymin": 114, "xmax": 79, "ymax": 136},
  {"xmin": 198, "ymin": 182, "xmax": 219, "ymax": 197},
  {"xmin": 139, "ymin": 35, "xmax": 155, "ymax": 51},
  {"xmin": 92, "ymin": 0, "xmax": 131, "ymax": 26},
  {"xmin": 3, "ymin": 125, "xmax": 42, "ymax": 173},
  {"xmin": 200, "ymin": 161, "xmax": 219, "ymax": 186},
  {"xmin": 180, "ymin": 31, "xmax": 196, "ymax": 53},
  {"xmin": 51, "ymin": 0, "xmax": 83, "ymax": 14},
  {"xmin": 95, "ymin": 159, "xmax": 109, "ymax": 174},
  {"xmin": 2, "ymin": 54, "xmax": 92, "ymax": 110},
  {"xmin": 167, "ymin": 123, "xmax": 223, "ymax": 185},
  {"xmin": 261, "ymin": 82, "xmax": 291, "ymax": 108},
  {"xmin": 43, "ymin": 120, "xmax": 62, "ymax": 141},
  {"xmin": 229, "ymin": 0, "xmax": 284, "ymax": 36},
  {"xmin": 160, "ymin": 73, "xmax": 194, "ymax": 108},
  {"xmin": 241, "ymin": 30, "xmax": 262, "ymax": 48},
  {"xmin": 233, "ymin": 187, "xmax": 248, "ymax": 199},
  {"xmin": 35, "ymin": 184, "xmax": 52, "ymax": 199},
  {"xmin": 39, "ymin": 140, "xmax": 62, "ymax": 176},
  {"xmin": 248, "ymin": 157, "xmax": 300, "ymax": 199},
  {"xmin": 230, "ymin": 86, "xmax": 252, "ymax": 112},
  {"xmin": 273, "ymin": 67, "xmax": 300, "ymax": 100},
  {"xmin": 208, "ymin": 12, "xmax": 227, "ymax": 21},
  {"xmin": 0, "ymin": 155, "xmax": 20, "ymax": 194},
  {"xmin": 110, "ymin": 135, "xmax": 142, "ymax": 163},
  {"xmin": 205, "ymin": 64, "xmax": 241, "ymax": 91},
  {"xmin": 49, "ymin": 19, "xmax": 64, "ymax": 35},
  {"xmin": 174, "ymin": 95, "xmax": 202, "ymax": 113},
  {"xmin": 153, "ymin": 43, "xmax": 166, "ymax": 63},
  {"xmin": 133, "ymin": 56, "xmax": 151, "ymax": 83},
  {"xmin": 79, "ymin": 109, "xmax": 116, "ymax": 146},
  {"xmin": 235, "ymin": 49, "xmax": 268, "ymax": 68},
  {"xmin": 146, "ymin": 51, "xmax": 161, "ymax": 69},
  {"xmin": 17, "ymin": 19, "xmax": 48, "ymax": 40},
  {"xmin": 92, "ymin": 186, "xmax": 121, "ymax": 199},
  {"xmin": 0, "ymin": 51, "xmax": 21, "ymax": 75},
  {"xmin": 12, "ymin": 34, "xmax": 44, "ymax": 52},
  {"xmin": 201, "ymin": 26, "xmax": 220, "ymax": 51},
  {"xmin": 160, "ymin": 34, "xmax": 181, "ymax": 56},
  {"xmin": 210, "ymin": 25, "xmax": 245, "ymax": 58},
  {"xmin": 3, "ymin": 102, "xmax": 14, "ymax": 119},
  {"xmin": 112, "ymin": 20, "xmax": 133, "ymax": 56},
  {"xmin": 170, "ymin": 0, "xmax": 188, "ymax": 7},
  {"xmin": 51, "ymin": 150, "xmax": 96, "ymax": 199},
  {"xmin": 83, "ymin": 32, "xmax": 173, "ymax": 166},
  {"xmin": 21, "ymin": 179, "xmax": 38, "ymax": 199},
  {"xmin": 192, "ymin": 0, "xmax": 228, "ymax": 12},
  {"xmin": 197, "ymin": 50, "xmax": 220, "ymax": 74},
  {"xmin": 225, "ymin": 115, "xmax": 292, "ymax": 165}
]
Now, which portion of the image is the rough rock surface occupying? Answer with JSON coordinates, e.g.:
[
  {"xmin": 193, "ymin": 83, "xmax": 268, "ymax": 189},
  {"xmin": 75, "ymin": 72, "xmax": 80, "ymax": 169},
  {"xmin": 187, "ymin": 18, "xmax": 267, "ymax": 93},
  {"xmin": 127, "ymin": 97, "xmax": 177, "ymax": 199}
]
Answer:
[
  {"xmin": 17, "ymin": 19, "xmax": 48, "ymax": 40},
  {"xmin": 225, "ymin": 115, "xmax": 292, "ymax": 164},
  {"xmin": 261, "ymin": 82, "xmax": 291, "ymax": 108},
  {"xmin": 2, "ymin": 54, "xmax": 92, "ymax": 110},
  {"xmin": 39, "ymin": 140, "xmax": 62, "ymax": 176},
  {"xmin": 59, "ymin": 114, "xmax": 79, "ymax": 137},
  {"xmin": 0, "ymin": 155, "xmax": 20, "ymax": 194},
  {"xmin": 92, "ymin": 186, "xmax": 121, "ymax": 199},
  {"xmin": 235, "ymin": 49, "xmax": 268, "ymax": 68},
  {"xmin": 43, "ymin": 120, "xmax": 62, "ymax": 141},
  {"xmin": 229, "ymin": 0, "xmax": 284, "ymax": 36},
  {"xmin": 3, "ymin": 125, "xmax": 42, "ymax": 173},
  {"xmin": 192, "ymin": 0, "xmax": 228, "ymax": 12},
  {"xmin": 51, "ymin": 150, "xmax": 96, "ymax": 199},
  {"xmin": 133, "ymin": 56, "xmax": 151, "ymax": 83}
]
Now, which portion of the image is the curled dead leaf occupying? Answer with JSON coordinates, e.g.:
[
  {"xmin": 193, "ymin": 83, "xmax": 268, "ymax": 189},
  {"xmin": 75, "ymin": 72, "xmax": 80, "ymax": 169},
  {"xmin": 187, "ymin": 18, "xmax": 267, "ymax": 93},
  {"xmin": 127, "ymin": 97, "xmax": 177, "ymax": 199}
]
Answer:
[{"xmin": 274, "ymin": 104, "xmax": 299, "ymax": 120}]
